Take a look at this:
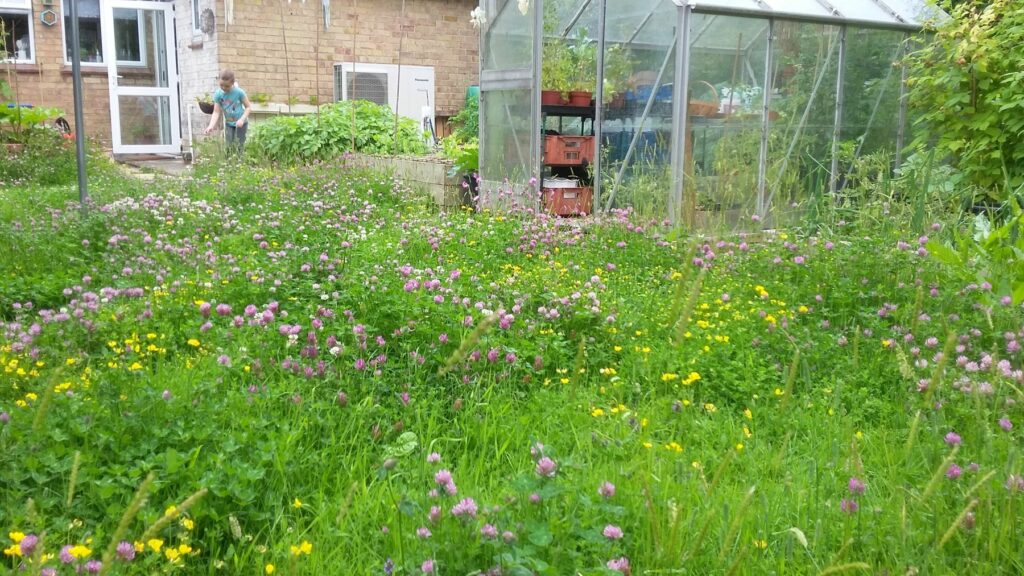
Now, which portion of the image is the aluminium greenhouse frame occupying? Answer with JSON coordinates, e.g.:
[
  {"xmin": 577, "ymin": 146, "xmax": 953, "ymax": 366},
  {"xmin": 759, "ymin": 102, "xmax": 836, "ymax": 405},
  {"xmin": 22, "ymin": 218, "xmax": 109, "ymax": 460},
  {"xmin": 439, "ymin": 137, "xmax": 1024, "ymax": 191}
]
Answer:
[{"xmin": 478, "ymin": 0, "xmax": 945, "ymax": 223}]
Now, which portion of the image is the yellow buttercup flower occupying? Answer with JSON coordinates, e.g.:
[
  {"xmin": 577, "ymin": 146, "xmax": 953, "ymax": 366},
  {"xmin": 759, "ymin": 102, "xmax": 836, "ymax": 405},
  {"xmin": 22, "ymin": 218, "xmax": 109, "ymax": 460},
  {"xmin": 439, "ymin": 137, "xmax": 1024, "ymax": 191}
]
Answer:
[
  {"xmin": 187, "ymin": 339, "xmax": 200, "ymax": 347},
  {"xmin": 266, "ymin": 564, "xmax": 276, "ymax": 574},
  {"xmin": 148, "ymin": 539, "xmax": 164, "ymax": 552},
  {"xmin": 8, "ymin": 532, "xmax": 26, "ymax": 544},
  {"xmin": 293, "ymin": 498, "xmax": 303, "ymax": 509},
  {"xmin": 178, "ymin": 544, "xmax": 192, "ymax": 554},
  {"xmin": 69, "ymin": 545, "xmax": 91, "ymax": 559}
]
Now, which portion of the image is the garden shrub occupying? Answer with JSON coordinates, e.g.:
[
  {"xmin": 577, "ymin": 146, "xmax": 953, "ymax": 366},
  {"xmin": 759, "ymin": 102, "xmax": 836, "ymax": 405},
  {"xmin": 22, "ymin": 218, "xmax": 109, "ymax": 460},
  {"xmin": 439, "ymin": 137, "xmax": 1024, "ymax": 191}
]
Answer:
[
  {"xmin": 906, "ymin": 0, "xmax": 1024, "ymax": 195},
  {"xmin": 0, "ymin": 129, "xmax": 81, "ymax": 186},
  {"xmin": 246, "ymin": 100, "xmax": 429, "ymax": 162}
]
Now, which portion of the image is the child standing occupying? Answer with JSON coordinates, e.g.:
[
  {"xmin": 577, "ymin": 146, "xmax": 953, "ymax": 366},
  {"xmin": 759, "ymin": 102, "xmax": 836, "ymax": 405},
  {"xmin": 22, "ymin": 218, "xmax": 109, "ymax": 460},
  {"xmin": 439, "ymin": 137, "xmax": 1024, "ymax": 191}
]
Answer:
[{"xmin": 204, "ymin": 70, "xmax": 252, "ymax": 154}]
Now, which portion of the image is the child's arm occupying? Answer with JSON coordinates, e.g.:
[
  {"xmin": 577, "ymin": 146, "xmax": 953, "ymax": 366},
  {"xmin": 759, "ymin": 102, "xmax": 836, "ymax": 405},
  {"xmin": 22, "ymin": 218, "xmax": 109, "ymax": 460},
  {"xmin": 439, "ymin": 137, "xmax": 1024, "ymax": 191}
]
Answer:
[
  {"xmin": 236, "ymin": 95, "xmax": 253, "ymax": 127},
  {"xmin": 204, "ymin": 103, "xmax": 222, "ymax": 135}
]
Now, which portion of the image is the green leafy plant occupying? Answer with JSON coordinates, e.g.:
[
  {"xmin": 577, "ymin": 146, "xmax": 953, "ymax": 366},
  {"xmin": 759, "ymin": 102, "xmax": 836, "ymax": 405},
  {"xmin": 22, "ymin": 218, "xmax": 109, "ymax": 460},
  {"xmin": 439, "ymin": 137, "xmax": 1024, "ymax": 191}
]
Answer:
[
  {"xmin": 250, "ymin": 92, "xmax": 272, "ymax": 105},
  {"xmin": 906, "ymin": 0, "xmax": 1024, "ymax": 193},
  {"xmin": 927, "ymin": 198, "xmax": 1024, "ymax": 304},
  {"xmin": 0, "ymin": 105, "xmax": 63, "ymax": 144},
  {"xmin": 246, "ymin": 100, "xmax": 429, "ymax": 161}
]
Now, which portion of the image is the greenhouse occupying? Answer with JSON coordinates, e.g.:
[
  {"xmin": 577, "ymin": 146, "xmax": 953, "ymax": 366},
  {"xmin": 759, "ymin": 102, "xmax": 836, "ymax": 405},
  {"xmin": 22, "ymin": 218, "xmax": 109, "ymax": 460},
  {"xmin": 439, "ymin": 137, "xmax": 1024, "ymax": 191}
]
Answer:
[{"xmin": 477, "ymin": 0, "xmax": 946, "ymax": 228}]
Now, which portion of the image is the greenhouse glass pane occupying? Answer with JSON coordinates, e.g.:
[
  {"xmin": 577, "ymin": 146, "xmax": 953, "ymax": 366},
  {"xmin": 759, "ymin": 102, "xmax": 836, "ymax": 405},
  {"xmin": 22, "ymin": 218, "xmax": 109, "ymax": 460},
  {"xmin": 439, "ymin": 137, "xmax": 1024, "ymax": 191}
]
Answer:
[
  {"xmin": 483, "ymin": 0, "xmax": 535, "ymax": 71},
  {"xmin": 685, "ymin": 14, "xmax": 768, "ymax": 231},
  {"xmin": 600, "ymin": 0, "xmax": 677, "ymax": 219},
  {"xmin": 835, "ymin": 0, "xmax": 900, "ymax": 25},
  {"xmin": 690, "ymin": 15, "xmax": 769, "ymax": 51},
  {"xmin": 762, "ymin": 0, "xmax": 831, "ymax": 19},
  {"xmin": 837, "ymin": 29, "xmax": 904, "ymax": 180},
  {"xmin": 764, "ymin": 20, "xmax": 840, "ymax": 226},
  {"xmin": 883, "ymin": 0, "xmax": 948, "ymax": 26},
  {"xmin": 691, "ymin": 0, "xmax": 766, "ymax": 11},
  {"xmin": 481, "ymin": 88, "xmax": 536, "ymax": 186}
]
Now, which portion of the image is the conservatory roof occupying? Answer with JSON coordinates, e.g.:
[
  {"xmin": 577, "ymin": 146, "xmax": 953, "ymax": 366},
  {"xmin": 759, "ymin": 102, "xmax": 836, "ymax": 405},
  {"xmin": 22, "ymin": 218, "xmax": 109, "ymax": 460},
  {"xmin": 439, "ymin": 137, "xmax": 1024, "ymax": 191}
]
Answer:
[{"xmin": 672, "ymin": 0, "xmax": 947, "ymax": 29}]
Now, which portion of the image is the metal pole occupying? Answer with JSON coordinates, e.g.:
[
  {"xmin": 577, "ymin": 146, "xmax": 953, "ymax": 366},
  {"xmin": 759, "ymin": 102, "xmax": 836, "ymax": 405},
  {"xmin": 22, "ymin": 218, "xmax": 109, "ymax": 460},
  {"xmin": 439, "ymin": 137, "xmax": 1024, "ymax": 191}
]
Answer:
[
  {"xmin": 560, "ymin": 0, "xmax": 593, "ymax": 38},
  {"xmin": 606, "ymin": 29, "xmax": 678, "ymax": 212},
  {"xmin": 829, "ymin": 25, "xmax": 846, "ymax": 194},
  {"xmin": 756, "ymin": 19, "xmax": 773, "ymax": 217},
  {"xmin": 69, "ymin": 0, "xmax": 88, "ymax": 209},
  {"xmin": 895, "ymin": 32, "xmax": 910, "ymax": 171},
  {"xmin": 669, "ymin": 6, "xmax": 691, "ymax": 225},
  {"xmin": 593, "ymin": 0, "xmax": 606, "ymax": 211},
  {"xmin": 533, "ymin": 0, "xmax": 543, "ymax": 186}
]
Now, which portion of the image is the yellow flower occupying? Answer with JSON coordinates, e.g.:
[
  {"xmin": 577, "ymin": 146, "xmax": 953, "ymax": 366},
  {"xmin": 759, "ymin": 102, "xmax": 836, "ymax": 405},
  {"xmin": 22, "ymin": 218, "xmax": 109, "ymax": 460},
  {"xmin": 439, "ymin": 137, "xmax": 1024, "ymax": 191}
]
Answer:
[
  {"xmin": 642, "ymin": 442, "xmax": 653, "ymax": 449},
  {"xmin": 134, "ymin": 541, "xmax": 145, "ymax": 552},
  {"xmin": 293, "ymin": 498, "xmax": 303, "ymax": 509},
  {"xmin": 178, "ymin": 544, "xmax": 192, "ymax": 554},
  {"xmin": 613, "ymin": 346, "xmax": 622, "ymax": 352},
  {"xmin": 881, "ymin": 339, "xmax": 893, "ymax": 348},
  {"xmin": 591, "ymin": 408, "xmax": 605, "ymax": 417},
  {"xmin": 289, "ymin": 540, "xmax": 313, "ymax": 556},
  {"xmin": 181, "ymin": 518, "xmax": 195, "ymax": 531},
  {"xmin": 753, "ymin": 538, "xmax": 768, "ymax": 549},
  {"xmin": 8, "ymin": 532, "xmax": 25, "ymax": 544},
  {"xmin": 735, "ymin": 443, "xmax": 744, "ymax": 451},
  {"xmin": 69, "ymin": 545, "xmax": 92, "ymax": 559},
  {"xmin": 165, "ymin": 548, "xmax": 181, "ymax": 561},
  {"xmin": 66, "ymin": 358, "xmax": 77, "ymax": 365},
  {"xmin": 744, "ymin": 408, "xmax": 753, "ymax": 420},
  {"xmin": 640, "ymin": 418, "xmax": 649, "ymax": 428},
  {"xmin": 165, "ymin": 505, "xmax": 179, "ymax": 517},
  {"xmin": 3, "ymin": 544, "xmax": 21, "ymax": 557},
  {"xmin": 855, "ymin": 431, "xmax": 864, "ymax": 440},
  {"xmin": 265, "ymin": 564, "xmax": 276, "ymax": 574},
  {"xmin": 129, "ymin": 362, "xmax": 143, "ymax": 371},
  {"xmin": 148, "ymin": 539, "xmax": 164, "ymax": 552},
  {"xmin": 661, "ymin": 373, "xmax": 679, "ymax": 382},
  {"xmin": 187, "ymin": 339, "xmax": 200, "ymax": 347},
  {"xmin": 774, "ymin": 388, "xmax": 784, "ymax": 396},
  {"xmin": 704, "ymin": 403, "xmax": 717, "ymax": 413},
  {"xmin": 743, "ymin": 426, "xmax": 752, "ymax": 438}
]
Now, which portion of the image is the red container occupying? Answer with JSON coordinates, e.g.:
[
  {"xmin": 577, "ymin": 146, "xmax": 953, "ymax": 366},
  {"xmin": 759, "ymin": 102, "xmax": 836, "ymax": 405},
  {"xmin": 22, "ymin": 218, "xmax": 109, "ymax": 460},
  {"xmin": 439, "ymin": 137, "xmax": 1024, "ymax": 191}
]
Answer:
[
  {"xmin": 542, "ymin": 186, "xmax": 593, "ymax": 217},
  {"xmin": 544, "ymin": 135, "xmax": 594, "ymax": 165}
]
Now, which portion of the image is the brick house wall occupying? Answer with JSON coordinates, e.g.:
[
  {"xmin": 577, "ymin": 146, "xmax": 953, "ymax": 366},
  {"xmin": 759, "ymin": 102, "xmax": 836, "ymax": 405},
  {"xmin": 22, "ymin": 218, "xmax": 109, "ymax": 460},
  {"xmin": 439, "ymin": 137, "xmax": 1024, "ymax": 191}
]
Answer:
[
  {"xmin": 2, "ymin": 0, "xmax": 480, "ymax": 150},
  {"xmin": 2, "ymin": 0, "xmax": 112, "ymax": 142},
  {"xmin": 211, "ymin": 0, "xmax": 479, "ymax": 120},
  {"xmin": 174, "ymin": 0, "xmax": 220, "ymax": 146}
]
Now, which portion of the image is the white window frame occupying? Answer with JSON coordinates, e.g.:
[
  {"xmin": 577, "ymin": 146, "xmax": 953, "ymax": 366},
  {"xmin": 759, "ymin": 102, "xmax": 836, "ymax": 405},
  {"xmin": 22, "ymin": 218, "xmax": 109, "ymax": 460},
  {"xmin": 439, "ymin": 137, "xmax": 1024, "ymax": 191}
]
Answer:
[
  {"xmin": 60, "ymin": 0, "xmax": 147, "ymax": 67},
  {"xmin": 191, "ymin": 0, "xmax": 201, "ymax": 34},
  {"xmin": 0, "ymin": 5, "xmax": 35, "ymax": 65}
]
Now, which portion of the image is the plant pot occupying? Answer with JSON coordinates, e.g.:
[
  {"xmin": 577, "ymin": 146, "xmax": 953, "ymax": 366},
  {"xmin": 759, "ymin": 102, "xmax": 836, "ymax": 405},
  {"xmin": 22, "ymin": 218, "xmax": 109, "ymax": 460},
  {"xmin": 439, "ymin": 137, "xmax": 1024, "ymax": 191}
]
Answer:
[
  {"xmin": 541, "ymin": 90, "xmax": 566, "ymax": 106},
  {"xmin": 568, "ymin": 91, "xmax": 592, "ymax": 107},
  {"xmin": 198, "ymin": 101, "xmax": 215, "ymax": 114}
]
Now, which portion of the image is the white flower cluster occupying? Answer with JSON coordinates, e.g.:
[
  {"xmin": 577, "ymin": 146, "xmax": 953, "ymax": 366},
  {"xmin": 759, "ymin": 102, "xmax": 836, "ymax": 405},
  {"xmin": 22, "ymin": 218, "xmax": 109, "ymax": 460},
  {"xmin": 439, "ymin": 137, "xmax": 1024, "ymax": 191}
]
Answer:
[{"xmin": 470, "ymin": 6, "xmax": 486, "ymax": 28}]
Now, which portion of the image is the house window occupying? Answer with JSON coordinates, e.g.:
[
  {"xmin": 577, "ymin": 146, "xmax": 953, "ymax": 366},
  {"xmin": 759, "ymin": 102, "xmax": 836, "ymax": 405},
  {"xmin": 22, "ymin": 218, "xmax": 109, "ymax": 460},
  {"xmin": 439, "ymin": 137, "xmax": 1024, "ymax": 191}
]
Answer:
[
  {"xmin": 0, "ymin": 0, "xmax": 34, "ymax": 63},
  {"xmin": 61, "ymin": 0, "xmax": 146, "ymax": 65},
  {"xmin": 191, "ymin": 0, "xmax": 202, "ymax": 33}
]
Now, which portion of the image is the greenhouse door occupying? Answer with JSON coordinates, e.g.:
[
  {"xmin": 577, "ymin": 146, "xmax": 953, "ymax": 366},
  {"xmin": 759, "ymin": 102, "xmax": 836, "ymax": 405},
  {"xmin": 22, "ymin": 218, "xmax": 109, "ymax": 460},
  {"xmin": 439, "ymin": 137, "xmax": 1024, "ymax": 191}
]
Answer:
[{"xmin": 103, "ymin": 0, "xmax": 180, "ymax": 154}]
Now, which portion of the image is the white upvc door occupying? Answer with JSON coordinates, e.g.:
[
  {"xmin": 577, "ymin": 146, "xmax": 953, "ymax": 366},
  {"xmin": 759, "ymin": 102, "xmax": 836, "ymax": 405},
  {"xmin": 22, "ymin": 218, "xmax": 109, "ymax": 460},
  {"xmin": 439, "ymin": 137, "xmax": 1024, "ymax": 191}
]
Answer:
[{"xmin": 103, "ymin": 0, "xmax": 180, "ymax": 154}]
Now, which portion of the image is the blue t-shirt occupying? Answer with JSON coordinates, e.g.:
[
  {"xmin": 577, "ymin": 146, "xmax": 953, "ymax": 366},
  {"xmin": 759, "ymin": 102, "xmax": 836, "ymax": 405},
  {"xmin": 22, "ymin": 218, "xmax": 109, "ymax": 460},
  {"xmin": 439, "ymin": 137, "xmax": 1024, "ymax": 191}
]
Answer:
[{"xmin": 214, "ymin": 85, "xmax": 247, "ymax": 126}]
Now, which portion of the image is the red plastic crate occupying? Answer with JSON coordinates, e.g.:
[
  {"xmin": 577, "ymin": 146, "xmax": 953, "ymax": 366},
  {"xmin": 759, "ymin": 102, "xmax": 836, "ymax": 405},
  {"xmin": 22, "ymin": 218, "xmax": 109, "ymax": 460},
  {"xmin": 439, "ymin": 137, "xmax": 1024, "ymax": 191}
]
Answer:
[
  {"xmin": 542, "ymin": 186, "xmax": 593, "ymax": 217},
  {"xmin": 544, "ymin": 135, "xmax": 595, "ymax": 165}
]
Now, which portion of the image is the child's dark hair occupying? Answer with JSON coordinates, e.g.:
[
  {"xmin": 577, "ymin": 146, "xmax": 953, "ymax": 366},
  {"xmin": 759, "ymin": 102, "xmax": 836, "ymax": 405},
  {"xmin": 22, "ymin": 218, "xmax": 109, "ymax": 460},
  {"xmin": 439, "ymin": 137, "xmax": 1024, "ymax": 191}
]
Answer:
[{"xmin": 219, "ymin": 69, "xmax": 236, "ymax": 83}]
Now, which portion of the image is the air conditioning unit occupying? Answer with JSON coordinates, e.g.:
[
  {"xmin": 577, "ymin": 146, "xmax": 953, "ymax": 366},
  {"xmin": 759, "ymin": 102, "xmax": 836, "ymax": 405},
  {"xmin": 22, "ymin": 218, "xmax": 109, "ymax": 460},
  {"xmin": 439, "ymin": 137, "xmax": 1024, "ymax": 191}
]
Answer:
[{"xmin": 334, "ymin": 62, "xmax": 435, "ymax": 139}]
